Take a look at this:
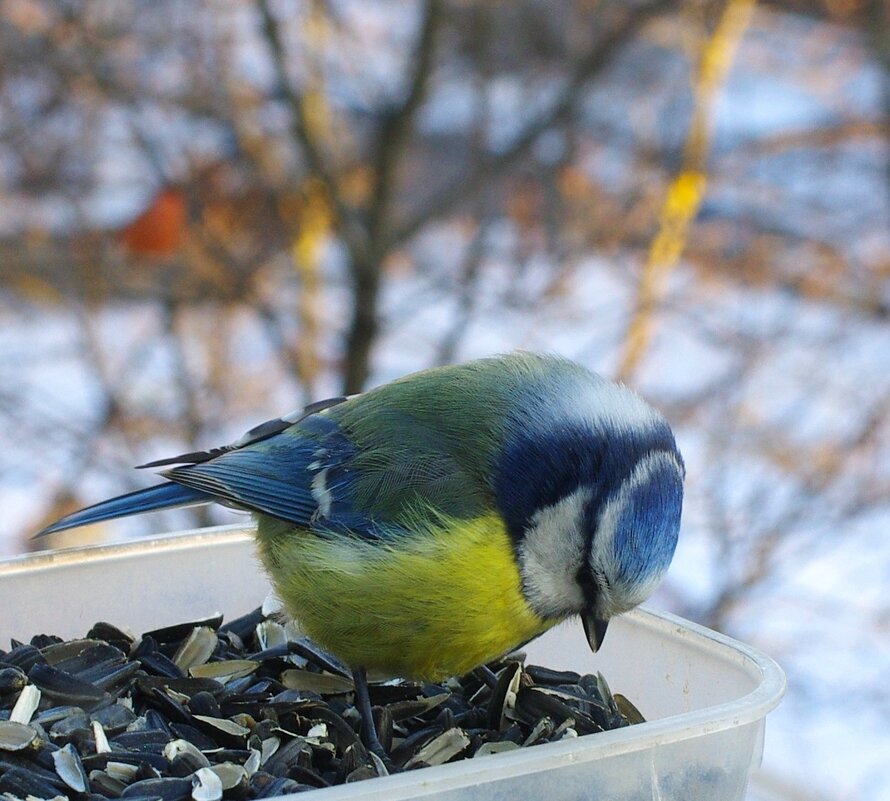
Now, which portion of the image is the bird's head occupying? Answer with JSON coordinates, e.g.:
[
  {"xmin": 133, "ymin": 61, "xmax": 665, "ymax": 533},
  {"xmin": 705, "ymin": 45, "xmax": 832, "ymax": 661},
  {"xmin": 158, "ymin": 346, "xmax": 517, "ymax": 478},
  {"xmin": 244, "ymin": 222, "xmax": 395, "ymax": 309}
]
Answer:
[
  {"xmin": 576, "ymin": 448, "xmax": 684, "ymax": 650},
  {"xmin": 494, "ymin": 374, "xmax": 684, "ymax": 653}
]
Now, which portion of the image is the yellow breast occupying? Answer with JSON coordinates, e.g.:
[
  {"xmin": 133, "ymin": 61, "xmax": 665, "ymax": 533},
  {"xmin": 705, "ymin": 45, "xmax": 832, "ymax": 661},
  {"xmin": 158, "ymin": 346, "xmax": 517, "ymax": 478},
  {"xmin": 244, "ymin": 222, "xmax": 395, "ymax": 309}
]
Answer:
[{"xmin": 255, "ymin": 512, "xmax": 554, "ymax": 681}]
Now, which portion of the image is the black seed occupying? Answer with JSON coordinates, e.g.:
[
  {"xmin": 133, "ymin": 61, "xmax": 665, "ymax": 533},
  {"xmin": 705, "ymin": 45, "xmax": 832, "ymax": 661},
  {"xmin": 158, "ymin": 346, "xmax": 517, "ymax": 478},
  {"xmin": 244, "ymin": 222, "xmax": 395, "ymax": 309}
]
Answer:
[
  {"xmin": 90, "ymin": 702, "xmax": 138, "ymax": 734},
  {"xmin": 526, "ymin": 665, "xmax": 582, "ymax": 685},
  {"xmin": 0, "ymin": 765, "xmax": 63, "ymax": 799},
  {"xmin": 187, "ymin": 691, "xmax": 221, "ymax": 718},
  {"xmin": 142, "ymin": 616, "xmax": 224, "ymax": 646},
  {"xmin": 30, "ymin": 663, "xmax": 107, "ymax": 707},
  {"xmin": 0, "ymin": 666, "xmax": 27, "ymax": 694},
  {"xmin": 135, "ymin": 676, "xmax": 224, "ymax": 697},
  {"xmin": 137, "ymin": 652, "xmax": 184, "ymax": 679},
  {"xmin": 111, "ymin": 729, "xmax": 173, "ymax": 753},
  {"xmin": 121, "ymin": 777, "xmax": 192, "ymax": 801},
  {"xmin": 32, "ymin": 634, "xmax": 64, "ymax": 649},
  {"xmin": 87, "ymin": 622, "xmax": 135, "ymax": 652},
  {"xmin": 218, "ymin": 608, "xmax": 264, "ymax": 642},
  {"xmin": 3, "ymin": 644, "xmax": 46, "ymax": 672},
  {"xmin": 49, "ymin": 709, "xmax": 92, "ymax": 741},
  {"xmin": 168, "ymin": 723, "xmax": 217, "ymax": 751}
]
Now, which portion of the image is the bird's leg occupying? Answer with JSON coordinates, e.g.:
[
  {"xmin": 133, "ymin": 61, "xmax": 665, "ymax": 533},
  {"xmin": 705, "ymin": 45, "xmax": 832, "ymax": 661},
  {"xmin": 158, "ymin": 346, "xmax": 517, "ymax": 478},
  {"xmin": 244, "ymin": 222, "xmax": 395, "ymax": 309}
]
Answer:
[{"xmin": 352, "ymin": 665, "xmax": 389, "ymax": 763}]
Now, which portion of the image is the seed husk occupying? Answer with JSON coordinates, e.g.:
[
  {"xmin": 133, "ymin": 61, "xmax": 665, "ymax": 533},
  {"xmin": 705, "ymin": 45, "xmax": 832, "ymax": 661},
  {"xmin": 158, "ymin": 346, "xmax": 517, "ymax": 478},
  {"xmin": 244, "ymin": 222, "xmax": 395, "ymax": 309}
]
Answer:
[
  {"xmin": 52, "ymin": 742, "xmax": 89, "ymax": 792},
  {"xmin": 0, "ymin": 721, "xmax": 39, "ymax": 751},
  {"xmin": 87, "ymin": 621, "xmax": 135, "ymax": 651},
  {"xmin": 122, "ymin": 776, "xmax": 193, "ymax": 801},
  {"xmin": 191, "ymin": 766, "xmax": 223, "ymax": 801},
  {"xmin": 404, "ymin": 727, "xmax": 471, "ymax": 768},
  {"xmin": 474, "ymin": 739, "xmax": 521, "ymax": 757},
  {"xmin": 208, "ymin": 761, "xmax": 249, "ymax": 790},
  {"xmin": 89, "ymin": 768, "xmax": 128, "ymax": 796},
  {"xmin": 192, "ymin": 714, "xmax": 250, "ymax": 738},
  {"xmin": 487, "ymin": 661, "xmax": 522, "ymax": 731},
  {"xmin": 10, "ymin": 683, "xmax": 41, "ymax": 724},
  {"xmin": 614, "ymin": 692, "xmax": 646, "ymax": 725},
  {"xmin": 143, "ymin": 615, "xmax": 224, "ymax": 646},
  {"xmin": 173, "ymin": 627, "xmax": 218, "ymax": 672},
  {"xmin": 279, "ymin": 669, "xmax": 353, "ymax": 695},
  {"xmin": 189, "ymin": 660, "xmax": 257, "ymax": 683}
]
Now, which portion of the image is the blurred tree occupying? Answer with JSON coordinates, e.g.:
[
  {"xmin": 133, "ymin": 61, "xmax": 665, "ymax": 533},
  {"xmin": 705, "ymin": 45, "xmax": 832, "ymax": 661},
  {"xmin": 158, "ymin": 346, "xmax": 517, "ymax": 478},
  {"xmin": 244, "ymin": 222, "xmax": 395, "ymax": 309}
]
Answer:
[{"xmin": 1, "ymin": 2, "xmax": 890, "ymax": 796}]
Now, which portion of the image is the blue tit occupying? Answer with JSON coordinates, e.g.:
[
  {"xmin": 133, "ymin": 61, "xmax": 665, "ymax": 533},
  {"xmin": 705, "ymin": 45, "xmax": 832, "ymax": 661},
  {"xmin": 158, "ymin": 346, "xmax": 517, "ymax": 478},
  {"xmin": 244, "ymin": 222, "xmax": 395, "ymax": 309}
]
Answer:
[{"xmin": 37, "ymin": 352, "xmax": 684, "ymax": 683}]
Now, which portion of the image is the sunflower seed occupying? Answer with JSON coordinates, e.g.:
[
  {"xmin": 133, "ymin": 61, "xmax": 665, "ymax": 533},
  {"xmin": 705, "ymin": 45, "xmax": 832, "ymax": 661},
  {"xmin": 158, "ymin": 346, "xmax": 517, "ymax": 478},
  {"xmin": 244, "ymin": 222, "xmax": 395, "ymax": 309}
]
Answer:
[
  {"xmin": 0, "ymin": 666, "xmax": 27, "ymax": 694},
  {"xmin": 0, "ymin": 609, "xmax": 645, "ymax": 796}
]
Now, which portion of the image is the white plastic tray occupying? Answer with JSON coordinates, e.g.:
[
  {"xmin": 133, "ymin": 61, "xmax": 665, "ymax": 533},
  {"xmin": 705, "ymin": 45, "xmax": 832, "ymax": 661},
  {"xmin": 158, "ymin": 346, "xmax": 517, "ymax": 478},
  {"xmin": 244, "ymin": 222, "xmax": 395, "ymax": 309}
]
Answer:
[{"xmin": 0, "ymin": 526, "xmax": 785, "ymax": 801}]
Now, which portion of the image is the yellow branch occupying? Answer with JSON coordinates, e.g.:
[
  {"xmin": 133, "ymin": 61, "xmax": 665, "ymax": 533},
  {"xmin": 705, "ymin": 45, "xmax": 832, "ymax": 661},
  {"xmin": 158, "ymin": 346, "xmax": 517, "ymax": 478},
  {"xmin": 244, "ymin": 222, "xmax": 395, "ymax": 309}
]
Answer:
[
  {"xmin": 618, "ymin": 0, "xmax": 756, "ymax": 381},
  {"xmin": 293, "ymin": 178, "xmax": 329, "ymax": 393},
  {"xmin": 291, "ymin": 0, "xmax": 333, "ymax": 394}
]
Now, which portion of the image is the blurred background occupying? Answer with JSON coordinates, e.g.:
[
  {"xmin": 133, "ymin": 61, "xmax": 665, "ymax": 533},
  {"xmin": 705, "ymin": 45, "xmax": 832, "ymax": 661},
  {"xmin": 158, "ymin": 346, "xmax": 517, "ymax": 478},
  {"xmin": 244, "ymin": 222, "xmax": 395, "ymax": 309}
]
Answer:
[{"xmin": 1, "ymin": 0, "xmax": 888, "ymax": 797}]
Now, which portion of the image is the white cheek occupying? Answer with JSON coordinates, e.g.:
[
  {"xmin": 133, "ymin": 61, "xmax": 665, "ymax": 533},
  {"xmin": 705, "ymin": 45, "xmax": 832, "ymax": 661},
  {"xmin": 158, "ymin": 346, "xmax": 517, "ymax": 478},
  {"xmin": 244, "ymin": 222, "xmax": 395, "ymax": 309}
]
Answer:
[{"xmin": 518, "ymin": 488, "xmax": 590, "ymax": 618}]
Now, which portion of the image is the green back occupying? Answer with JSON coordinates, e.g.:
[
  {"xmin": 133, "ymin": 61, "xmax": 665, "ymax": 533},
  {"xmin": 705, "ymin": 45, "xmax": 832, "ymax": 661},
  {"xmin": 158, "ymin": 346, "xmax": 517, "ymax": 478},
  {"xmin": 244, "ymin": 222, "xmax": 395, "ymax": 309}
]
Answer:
[{"xmin": 323, "ymin": 353, "xmax": 580, "ymax": 523}]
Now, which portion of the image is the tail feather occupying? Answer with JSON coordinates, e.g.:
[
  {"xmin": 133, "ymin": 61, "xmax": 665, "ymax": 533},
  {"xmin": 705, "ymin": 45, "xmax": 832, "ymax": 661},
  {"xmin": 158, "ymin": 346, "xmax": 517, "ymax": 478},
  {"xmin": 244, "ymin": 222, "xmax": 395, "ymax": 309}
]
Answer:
[{"xmin": 34, "ymin": 482, "xmax": 213, "ymax": 538}]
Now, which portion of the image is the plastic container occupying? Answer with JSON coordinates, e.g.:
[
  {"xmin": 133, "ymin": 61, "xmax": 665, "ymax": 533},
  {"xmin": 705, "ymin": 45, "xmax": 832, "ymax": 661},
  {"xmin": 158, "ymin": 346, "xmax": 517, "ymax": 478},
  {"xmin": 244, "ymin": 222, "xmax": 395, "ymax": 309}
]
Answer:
[{"xmin": 0, "ymin": 525, "xmax": 785, "ymax": 801}]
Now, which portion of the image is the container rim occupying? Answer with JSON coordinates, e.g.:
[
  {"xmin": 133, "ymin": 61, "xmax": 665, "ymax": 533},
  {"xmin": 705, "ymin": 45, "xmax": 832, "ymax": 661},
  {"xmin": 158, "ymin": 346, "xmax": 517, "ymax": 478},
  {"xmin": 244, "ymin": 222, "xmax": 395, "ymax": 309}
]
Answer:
[
  {"xmin": 8, "ymin": 525, "xmax": 786, "ymax": 801},
  {"xmin": 2, "ymin": 524, "xmax": 255, "ymax": 574}
]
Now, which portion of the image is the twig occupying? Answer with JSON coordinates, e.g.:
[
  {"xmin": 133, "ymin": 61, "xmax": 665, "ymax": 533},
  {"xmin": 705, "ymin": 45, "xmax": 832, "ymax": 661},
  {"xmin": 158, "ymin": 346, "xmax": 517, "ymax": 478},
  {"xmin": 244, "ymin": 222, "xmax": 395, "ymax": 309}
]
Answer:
[
  {"xmin": 255, "ymin": 0, "xmax": 364, "ymax": 256},
  {"xmin": 388, "ymin": 0, "xmax": 675, "ymax": 250},
  {"xmin": 341, "ymin": 0, "xmax": 445, "ymax": 393}
]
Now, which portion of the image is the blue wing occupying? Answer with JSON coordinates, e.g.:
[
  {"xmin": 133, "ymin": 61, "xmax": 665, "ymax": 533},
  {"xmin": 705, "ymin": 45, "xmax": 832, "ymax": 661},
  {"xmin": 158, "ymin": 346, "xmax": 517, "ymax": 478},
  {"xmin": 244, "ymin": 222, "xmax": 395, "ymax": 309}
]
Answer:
[
  {"xmin": 35, "ymin": 400, "xmax": 384, "ymax": 539},
  {"xmin": 163, "ymin": 413, "xmax": 382, "ymax": 536},
  {"xmin": 37, "ymin": 396, "xmax": 485, "ymax": 540},
  {"xmin": 35, "ymin": 482, "xmax": 211, "ymax": 537}
]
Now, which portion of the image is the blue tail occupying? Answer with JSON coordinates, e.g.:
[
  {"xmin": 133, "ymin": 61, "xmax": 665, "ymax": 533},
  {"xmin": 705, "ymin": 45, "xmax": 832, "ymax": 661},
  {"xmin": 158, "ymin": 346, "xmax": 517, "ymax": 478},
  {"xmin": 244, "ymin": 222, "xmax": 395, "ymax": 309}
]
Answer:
[{"xmin": 35, "ymin": 482, "xmax": 212, "ymax": 538}]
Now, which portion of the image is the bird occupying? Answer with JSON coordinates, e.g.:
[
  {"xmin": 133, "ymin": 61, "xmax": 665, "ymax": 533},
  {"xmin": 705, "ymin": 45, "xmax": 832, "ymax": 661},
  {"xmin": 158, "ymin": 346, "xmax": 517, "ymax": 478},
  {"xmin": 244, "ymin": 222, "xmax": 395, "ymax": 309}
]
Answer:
[{"xmin": 37, "ymin": 352, "xmax": 684, "ymax": 756}]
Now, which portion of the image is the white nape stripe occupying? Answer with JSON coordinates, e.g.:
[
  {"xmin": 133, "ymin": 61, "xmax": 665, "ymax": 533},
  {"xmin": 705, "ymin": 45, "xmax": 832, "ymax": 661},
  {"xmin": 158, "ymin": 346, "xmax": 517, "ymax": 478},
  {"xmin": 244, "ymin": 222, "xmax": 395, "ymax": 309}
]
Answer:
[
  {"xmin": 568, "ymin": 376, "xmax": 662, "ymax": 437},
  {"xmin": 521, "ymin": 371, "xmax": 664, "ymax": 445},
  {"xmin": 591, "ymin": 451, "xmax": 682, "ymax": 614},
  {"xmin": 517, "ymin": 487, "xmax": 591, "ymax": 618}
]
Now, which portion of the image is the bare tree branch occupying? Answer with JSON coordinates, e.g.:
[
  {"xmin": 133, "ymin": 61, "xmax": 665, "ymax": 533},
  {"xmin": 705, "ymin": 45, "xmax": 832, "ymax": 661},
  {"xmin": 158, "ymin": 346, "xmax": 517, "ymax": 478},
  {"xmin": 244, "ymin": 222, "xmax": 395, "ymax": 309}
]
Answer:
[
  {"xmin": 342, "ymin": 0, "xmax": 445, "ymax": 393},
  {"xmin": 255, "ymin": 0, "xmax": 365, "ymax": 257},
  {"xmin": 367, "ymin": 0, "xmax": 444, "ymax": 252},
  {"xmin": 387, "ymin": 0, "xmax": 675, "ymax": 250}
]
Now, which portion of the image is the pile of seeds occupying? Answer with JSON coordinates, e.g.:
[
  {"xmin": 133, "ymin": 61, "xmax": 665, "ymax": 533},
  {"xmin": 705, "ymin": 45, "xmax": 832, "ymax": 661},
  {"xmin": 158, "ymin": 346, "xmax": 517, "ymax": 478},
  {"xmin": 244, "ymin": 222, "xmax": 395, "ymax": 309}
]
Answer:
[{"xmin": 0, "ymin": 608, "xmax": 645, "ymax": 799}]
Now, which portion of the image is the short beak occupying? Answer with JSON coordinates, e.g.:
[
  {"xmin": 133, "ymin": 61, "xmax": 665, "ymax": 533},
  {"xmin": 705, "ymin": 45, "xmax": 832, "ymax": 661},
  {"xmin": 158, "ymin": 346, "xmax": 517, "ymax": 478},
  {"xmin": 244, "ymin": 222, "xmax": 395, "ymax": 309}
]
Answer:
[{"xmin": 582, "ymin": 613, "xmax": 609, "ymax": 653}]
